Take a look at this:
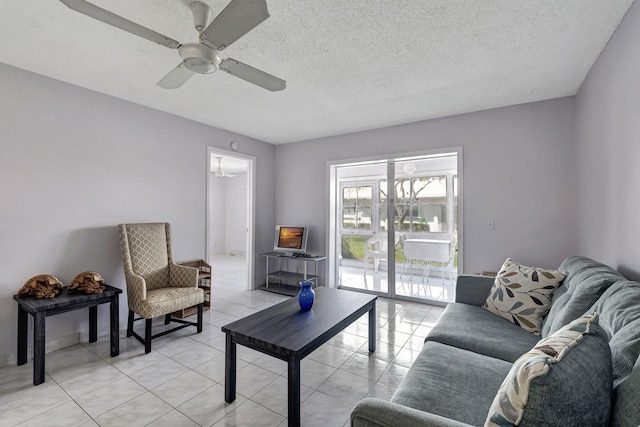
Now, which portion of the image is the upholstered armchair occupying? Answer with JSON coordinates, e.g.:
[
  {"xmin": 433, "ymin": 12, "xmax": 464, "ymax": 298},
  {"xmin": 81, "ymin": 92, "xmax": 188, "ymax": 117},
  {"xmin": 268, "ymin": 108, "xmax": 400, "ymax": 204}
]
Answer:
[{"xmin": 118, "ymin": 223, "xmax": 204, "ymax": 353}]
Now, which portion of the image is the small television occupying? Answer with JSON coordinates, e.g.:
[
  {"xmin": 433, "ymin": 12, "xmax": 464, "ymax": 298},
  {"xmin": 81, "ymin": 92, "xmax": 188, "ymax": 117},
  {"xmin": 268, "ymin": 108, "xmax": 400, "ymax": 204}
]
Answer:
[{"xmin": 273, "ymin": 225, "xmax": 309, "ymax": 256}]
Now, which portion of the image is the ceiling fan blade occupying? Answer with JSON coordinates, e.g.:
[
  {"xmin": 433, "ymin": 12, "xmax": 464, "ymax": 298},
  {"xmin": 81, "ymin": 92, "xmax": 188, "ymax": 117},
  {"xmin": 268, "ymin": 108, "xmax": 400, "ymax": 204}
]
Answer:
[
  {"xmin": 220, "ymin": 58, "xmax": 286, "ymax": 91},
  {"xmin": 157, "ymin": 63, "xmax": 195, "ymax": 89},
  {"xmin": 59, "ymin": 0, "xmax": 180, "ymax": 49},
  {"xmin": 200, "ymin": 0, "xmax": 269, "ymax": 51}
]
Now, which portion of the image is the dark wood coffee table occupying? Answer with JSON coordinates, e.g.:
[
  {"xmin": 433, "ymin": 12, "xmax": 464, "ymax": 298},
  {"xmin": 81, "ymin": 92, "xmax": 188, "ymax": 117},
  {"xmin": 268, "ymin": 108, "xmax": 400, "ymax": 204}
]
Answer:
[{"xmin": 222, "ymin": 287, "xmax": 376, "ymax": 427}]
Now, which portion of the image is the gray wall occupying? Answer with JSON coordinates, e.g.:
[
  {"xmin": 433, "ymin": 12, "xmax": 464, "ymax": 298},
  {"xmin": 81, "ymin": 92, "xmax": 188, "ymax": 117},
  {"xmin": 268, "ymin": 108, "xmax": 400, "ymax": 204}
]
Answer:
[
  {"xmin": 225, "ymin": 173, "xmax": 248, "ymax": 254},
  {"xmin": 209, "ymin": 174, "xmax": 227, "ymax": 255},
  {"xmin": 275, "ymin": 98, "xmax": 577, "ymax": 278},
  {"xmin": 208, "ymin": 172, "xmax": 248, "ymax": 256},
  {"xmin": 209, "ymin": 172, "xmax": 250, "ymax": 256},
  {"xmin": 0, "ymin": 63, "xmax": 276, "ymax": 365},
  {"xmin": 574, "ymin": 0, "xmax": 640, "ymax": 280}
]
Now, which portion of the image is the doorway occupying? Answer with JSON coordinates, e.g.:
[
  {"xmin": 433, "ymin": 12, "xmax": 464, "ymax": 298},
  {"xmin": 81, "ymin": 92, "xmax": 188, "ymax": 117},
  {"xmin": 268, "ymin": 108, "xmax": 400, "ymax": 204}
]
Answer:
[
  {"xmin": 328, "ymin": 149, "xmax": 462, "ymax": 304},
  {"xmin": 206, "ymin": 146, "xmax": 256, "ymax": 290}
]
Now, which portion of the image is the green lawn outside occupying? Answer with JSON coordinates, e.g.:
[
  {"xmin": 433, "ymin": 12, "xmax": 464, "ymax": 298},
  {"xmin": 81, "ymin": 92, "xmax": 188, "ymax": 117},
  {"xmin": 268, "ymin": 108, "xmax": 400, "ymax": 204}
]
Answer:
[
  {"xmin": 341, "ymin": 235, "xmax": 406, "ymax": 262},
  {"xmin": 342, "ymin": 234, "xmax": 458, "ymax": 266},
  {"xmin": 341, "ymin": 235, "xmax": 368, "ymax": 260}
]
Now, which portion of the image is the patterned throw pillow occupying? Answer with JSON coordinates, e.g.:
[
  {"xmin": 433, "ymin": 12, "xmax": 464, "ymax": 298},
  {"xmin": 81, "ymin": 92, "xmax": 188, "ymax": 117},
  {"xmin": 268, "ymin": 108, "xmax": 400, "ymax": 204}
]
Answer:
[
  {"xmin": 485, "ymin": 313, "xmax": 612, "ymax": 427},
  {"xmin": 484, "ymin": 258, "xmax": 566, "ymax": 335}
]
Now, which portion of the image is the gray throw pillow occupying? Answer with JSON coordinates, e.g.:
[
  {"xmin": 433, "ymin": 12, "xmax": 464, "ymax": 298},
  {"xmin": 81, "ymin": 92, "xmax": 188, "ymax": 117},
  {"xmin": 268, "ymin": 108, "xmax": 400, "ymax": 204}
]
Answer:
[{"xmin": 485, "ymin": 313, "xmax": 612, "ymax": 427}]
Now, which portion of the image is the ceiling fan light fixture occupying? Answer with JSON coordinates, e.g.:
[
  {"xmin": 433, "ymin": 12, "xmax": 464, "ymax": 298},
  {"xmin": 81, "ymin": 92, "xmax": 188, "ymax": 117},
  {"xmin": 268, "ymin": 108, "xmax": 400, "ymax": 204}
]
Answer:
[
  {"xmin": 179, "ymin": 43, "xmax": 221, "ymax": 74},
  {"xmin": 184, "ymin": 57, "xmax": 218, "ymax": 74}
]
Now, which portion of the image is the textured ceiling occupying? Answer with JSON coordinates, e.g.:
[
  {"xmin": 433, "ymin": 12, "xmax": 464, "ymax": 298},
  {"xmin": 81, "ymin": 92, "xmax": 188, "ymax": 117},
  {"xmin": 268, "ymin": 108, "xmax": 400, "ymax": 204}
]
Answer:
[{"xmin": 0, "ymin": 0, "xmax": 634, "ymax": 144}]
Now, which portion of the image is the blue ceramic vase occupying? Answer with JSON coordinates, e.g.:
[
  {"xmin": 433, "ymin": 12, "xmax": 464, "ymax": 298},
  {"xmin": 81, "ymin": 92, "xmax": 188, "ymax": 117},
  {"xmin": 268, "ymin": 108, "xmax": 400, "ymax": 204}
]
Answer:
[{"xmin": 298, "ymin": 280, "xmax": 315, "ymax": 311}]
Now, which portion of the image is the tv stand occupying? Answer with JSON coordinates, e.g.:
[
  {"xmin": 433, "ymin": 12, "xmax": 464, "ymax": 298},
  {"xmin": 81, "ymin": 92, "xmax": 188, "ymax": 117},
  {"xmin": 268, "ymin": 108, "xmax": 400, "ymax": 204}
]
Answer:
[{"xmin": 262, "ymin": 252, "xmax": 326, "ymax": 290}]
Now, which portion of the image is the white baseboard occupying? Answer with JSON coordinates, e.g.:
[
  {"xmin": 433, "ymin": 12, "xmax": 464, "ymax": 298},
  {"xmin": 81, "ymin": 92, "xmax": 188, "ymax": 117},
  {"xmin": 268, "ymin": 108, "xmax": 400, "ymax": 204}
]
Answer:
[
  {"xmin": 45, "ymin": 332, "xmax": 81, "ymax": 354},
  {"xmin": 0, "ymin": 332, "xmax": 81, "ymax": 369},
  {"xmin": 0, "ymin": 353, "xmax": 11, "ymax": 368}
]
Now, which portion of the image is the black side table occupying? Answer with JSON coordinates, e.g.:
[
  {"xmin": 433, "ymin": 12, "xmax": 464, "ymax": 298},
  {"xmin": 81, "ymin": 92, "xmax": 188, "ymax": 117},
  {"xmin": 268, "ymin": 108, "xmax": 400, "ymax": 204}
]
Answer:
[{"xmin": 14, "ymin": 284, "xmax": 122, "ymax": 385}]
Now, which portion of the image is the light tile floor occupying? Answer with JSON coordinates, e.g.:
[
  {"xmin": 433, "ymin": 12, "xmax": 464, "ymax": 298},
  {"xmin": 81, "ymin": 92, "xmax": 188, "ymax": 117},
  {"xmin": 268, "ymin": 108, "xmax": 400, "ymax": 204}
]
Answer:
[
  {"xmin": 0, "ymin": 255, "xmax": 443, "ymax": 427},
  {"xmin": 340, "ymin": 265, "xmax": 456, "ymax": 302}
]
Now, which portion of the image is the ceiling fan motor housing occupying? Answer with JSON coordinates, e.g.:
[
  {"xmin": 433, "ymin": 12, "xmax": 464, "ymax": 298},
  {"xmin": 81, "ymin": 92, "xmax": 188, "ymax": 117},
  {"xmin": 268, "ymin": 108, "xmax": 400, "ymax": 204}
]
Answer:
[
  {"xmin": 190, "ymin": 1, "xmax": 212, "ymax": 33},
  {"xmin": 179, "ymin": 43, "xmax": 222, "ymax": 74}
]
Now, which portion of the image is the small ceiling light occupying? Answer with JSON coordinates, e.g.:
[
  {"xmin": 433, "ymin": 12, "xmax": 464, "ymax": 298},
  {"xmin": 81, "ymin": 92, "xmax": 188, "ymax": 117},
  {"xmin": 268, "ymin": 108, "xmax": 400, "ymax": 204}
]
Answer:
[
  {"xmin": 403, "ymin": 162, "xmax": 417, "ymax": 174},
  {"xmin": 230, "ymin": 141, "xmax": 239, "ymax": 151}
]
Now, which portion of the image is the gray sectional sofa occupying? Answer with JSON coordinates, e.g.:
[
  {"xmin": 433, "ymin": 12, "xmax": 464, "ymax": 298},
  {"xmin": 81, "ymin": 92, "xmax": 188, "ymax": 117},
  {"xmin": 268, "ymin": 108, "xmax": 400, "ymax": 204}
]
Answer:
[{"xmin": 351, "ymin": 256, "xmax": 640, "ymax": 427}]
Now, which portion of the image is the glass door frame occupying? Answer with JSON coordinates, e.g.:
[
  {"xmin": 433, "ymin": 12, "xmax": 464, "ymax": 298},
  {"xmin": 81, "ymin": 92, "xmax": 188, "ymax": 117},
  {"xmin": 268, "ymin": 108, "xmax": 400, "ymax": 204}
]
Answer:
[{"xmin": 327, "ymin": 147, "xmax": 464, "ymax": 304}]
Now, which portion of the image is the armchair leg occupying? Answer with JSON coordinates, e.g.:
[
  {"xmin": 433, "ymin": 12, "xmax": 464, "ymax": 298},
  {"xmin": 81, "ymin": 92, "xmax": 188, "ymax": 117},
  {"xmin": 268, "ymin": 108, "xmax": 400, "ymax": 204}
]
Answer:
[
  {"xmin": 127, "ymin": 306, "xmax": 203, "ymax": 353},
  {"xmin": 164, "ymin": 314, "xmax": 171, "ymax": 325},
  {"xmin": 145, "ymin": 319, "xmax": 152, "ymax": 354},
  {"xmin": 127, "ymin": 310, "xmax": 134, "ymax": 337},
  {"xmin": 197, "ymin": 303, "xmax": 203, "ymax": 333}
]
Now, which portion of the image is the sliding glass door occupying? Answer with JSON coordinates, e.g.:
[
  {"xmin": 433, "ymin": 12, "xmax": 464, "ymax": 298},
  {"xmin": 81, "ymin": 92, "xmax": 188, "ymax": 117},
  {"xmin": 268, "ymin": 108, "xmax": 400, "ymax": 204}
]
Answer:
[
  {"xmin": 330, "ymin": 150, "xmax": 461, "ymax": 304},
  {"xmin": 337, "ymin": 163, "xmax": 387, "ymax": 293},
  {"xmin": 391, "ymin": 158, "xmax": 457, "ymax": 302}
]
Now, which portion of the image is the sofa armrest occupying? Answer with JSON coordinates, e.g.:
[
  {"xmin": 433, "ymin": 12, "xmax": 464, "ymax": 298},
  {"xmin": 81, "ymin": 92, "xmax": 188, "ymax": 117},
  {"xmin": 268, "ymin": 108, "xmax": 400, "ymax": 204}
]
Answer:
[
  {"xmin": 351, "ymin": 398, "xmax": 473, "ymax": 427},
  {"xmin": 169, "ymin": 263, "xmax": 199, "ymax": 288},
  {"xmin": 455, "ymin": 275, "xmax": 495, "ymax": 306}
]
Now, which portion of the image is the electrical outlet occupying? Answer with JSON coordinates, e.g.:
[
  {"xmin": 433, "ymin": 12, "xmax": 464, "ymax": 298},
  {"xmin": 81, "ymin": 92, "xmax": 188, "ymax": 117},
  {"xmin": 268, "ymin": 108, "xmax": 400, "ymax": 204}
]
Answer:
[{"xmin": 487, "ymin": 219, "xmax": 495, "ymax": 230}]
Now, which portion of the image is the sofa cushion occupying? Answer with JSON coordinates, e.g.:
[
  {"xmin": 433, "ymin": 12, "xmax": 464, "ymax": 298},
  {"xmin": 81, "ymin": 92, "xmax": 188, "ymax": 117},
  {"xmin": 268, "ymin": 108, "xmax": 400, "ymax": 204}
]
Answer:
[
  {"xmin": 485, "ymin": 313, "xmax": 612, "ymax": 427},
  {"xmin": 541, "ymin": 255, "xmax": 624, "ymax": 337},
  {"xmin": 426, "ymin": 303, "xmax": 540, "ymax": 363},
  {"xmin": 588, "ymin": 280, "xmax": 640, "ymax": 386},
  {"xmin": 392, "ymin": 341, "xmax": 512, "ymax": 427},
  {"xmin": 483, "ymin": 258, "xmax": 566, "ymax": 335},
  {"xmin": 455, "ymin": 274, "xmax": 495, "ymax": 306},
  {"xmin": 352, "ymin": 398, "xmax": 475, "ymax": 427},
  {"xmin": 611, "ymin": 354, "xmax": 640, "ymax": 427}
]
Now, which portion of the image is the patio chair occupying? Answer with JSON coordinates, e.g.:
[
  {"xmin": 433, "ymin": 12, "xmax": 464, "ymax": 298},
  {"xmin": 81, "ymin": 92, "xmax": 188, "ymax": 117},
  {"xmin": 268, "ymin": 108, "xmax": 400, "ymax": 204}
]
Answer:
[{"xmin": 364, "ymin": 233, "xmax": 388, "ymax": 275}]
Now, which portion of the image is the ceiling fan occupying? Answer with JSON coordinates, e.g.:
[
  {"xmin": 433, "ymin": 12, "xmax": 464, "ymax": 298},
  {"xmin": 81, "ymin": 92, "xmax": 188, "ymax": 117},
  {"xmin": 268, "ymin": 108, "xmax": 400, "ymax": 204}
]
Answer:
[
  {"xmin": 59, "ymin": 0, "xmax": 286, "ymax": 91},
  {"xmin": 215, "ymin": 157, "xmax": 235, "ymax": 178}
]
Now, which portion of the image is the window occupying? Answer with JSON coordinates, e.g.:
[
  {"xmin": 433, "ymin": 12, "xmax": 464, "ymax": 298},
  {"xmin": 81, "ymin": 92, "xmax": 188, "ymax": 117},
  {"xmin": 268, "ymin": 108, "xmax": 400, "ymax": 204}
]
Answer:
[
  {"xmin": 390, "ymin": 176, "xmax": 447, "ymax": 232},
  {"xmin": 341, "ymin": 186, "xmax": 372, "ymax": 230}
]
